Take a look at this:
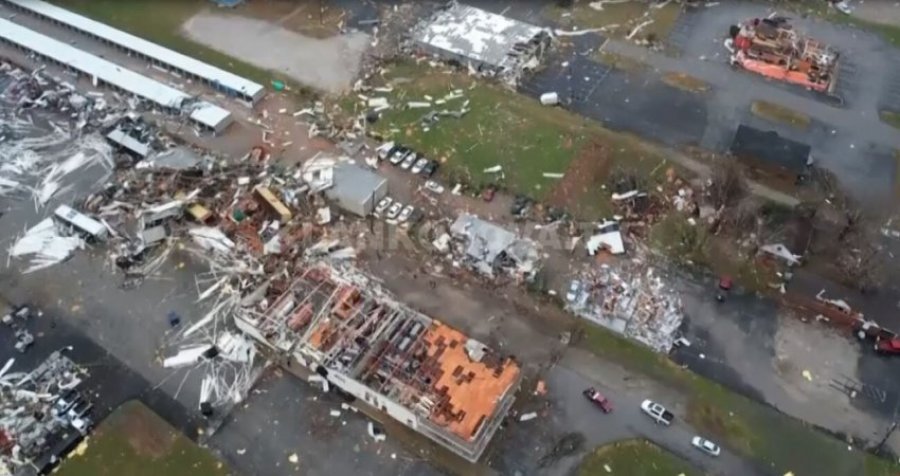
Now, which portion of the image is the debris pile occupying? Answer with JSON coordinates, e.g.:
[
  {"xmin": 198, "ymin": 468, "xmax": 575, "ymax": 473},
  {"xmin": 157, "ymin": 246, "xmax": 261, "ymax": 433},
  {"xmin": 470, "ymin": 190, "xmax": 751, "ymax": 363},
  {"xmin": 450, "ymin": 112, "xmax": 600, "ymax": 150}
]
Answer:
[
  {"xmin": 567, "ymin": 261, "xmax": 683, "ymax": 352},
  {"xmin": 0, "ymin": 351, "xmax": 86, "ymax": 474},
  {"xmin": 447, "ymin": 214, "xmax": 541, "ymax": 281}
]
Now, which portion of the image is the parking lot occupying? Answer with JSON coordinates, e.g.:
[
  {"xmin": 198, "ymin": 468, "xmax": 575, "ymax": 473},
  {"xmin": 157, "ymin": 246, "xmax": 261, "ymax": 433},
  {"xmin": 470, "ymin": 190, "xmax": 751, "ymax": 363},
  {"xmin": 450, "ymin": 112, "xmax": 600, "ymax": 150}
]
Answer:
[{"xmin": 0, "ymin": 302, "xmax": 203, "ymax": 474}]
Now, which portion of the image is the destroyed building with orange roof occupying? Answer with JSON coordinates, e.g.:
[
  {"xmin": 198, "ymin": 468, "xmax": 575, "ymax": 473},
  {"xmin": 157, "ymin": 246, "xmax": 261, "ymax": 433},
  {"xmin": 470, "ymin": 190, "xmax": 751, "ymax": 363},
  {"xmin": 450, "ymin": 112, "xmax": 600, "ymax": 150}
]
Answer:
[{"xmin": 235, "ymin": 262, "xmax": 522, "ymax": 462}]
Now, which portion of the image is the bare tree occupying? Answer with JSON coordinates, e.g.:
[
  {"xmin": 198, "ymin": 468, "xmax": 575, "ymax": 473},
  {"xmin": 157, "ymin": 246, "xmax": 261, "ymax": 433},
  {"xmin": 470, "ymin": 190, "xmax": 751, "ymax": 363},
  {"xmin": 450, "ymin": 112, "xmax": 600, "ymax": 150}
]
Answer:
[
  {"xmin": 721, "ymin": 195, "xmax": 761, "ymax": 235},
  {"xmin": 708, "ymin": 160, "xmax": 747, "ymax": 209}
]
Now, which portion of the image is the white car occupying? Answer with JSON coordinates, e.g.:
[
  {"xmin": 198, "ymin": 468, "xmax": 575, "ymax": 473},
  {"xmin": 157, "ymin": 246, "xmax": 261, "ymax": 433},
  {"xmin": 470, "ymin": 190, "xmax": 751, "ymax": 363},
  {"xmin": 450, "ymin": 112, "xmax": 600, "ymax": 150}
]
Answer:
[
  {"xmin": 400, "ymin": 153, "xmax": 417, "ymax": 170},
  {"xmin": 376, "ymin": 141, "xmax": 396, "ymax": 160},
  {"xmin": 398, "ymin": 205, "xmax": 414, "ymax": 223},
  {"xmin": 423, "ymin": 180, "xmax": 444, "ymax": 194},
  {"xmin": 386, "ymin": 203, "xmax": 403, "ymax": 220},
  {"xmin": 691, "ymin": 436, "xmax": 721, "ymax": 457},
  {"xmin": 411, "ymin": 158, "xmax": 429, "ymax": 175},
  {"xmin": 389, "ymin": 148, "xmax": 409, "ymax": 165},
  {"xmin": 565, "ymin": 280, "xmax": 582, "ymax": 303},
  {"xmin": 374, "ymin": 197, "xmax": 393, "ymax": 216},
  {"xmin": 70, "ymin": 416, "xmax": 93, "ymax": 435}
]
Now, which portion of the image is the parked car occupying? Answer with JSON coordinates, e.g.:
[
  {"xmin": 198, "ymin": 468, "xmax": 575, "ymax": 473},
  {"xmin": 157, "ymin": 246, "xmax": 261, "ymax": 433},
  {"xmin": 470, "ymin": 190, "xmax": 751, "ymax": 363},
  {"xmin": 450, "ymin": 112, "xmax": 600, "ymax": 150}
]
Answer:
[
  {"xmin": 411, "ymin": 157, "xmax": 429, "ymax": 175},
  {"xmin": 389, "ymin": 147, "xmax": 409, "ymax": 165},
  {"xmin": 376, "ymin": 141, "xmax": 397, "ymax": 160},
  {"xmin": 374, "ymin": 197, "xmax": 393, "ymax": 216},
  {"xmin": 70, "ymin": 416, "xmax": 93, "ymax": 435},
  {"xmin": 423, "ymin": 180, "xmax": 444, "ymax": 194},
  {"xmin": 14, "ymin": 329, "xmax": 33, "ymax": 353},
  {"xmin": 54, "ymin": 390, "xmax": 79, "ymax": 416},
  {"xmin": 400, "ymin": 153, "xmax": 417, "ymax": 170},
  {"xmin": 511, "ymin": 194, "xmax": 533, "ymax": 218},
  {"xmin": 398, "ymin": 205, "xmax": 415, "ymax": 223},
  {"xmin": 386, "ymin": 203, "xmax": 403, "ymax": 220},
  {"xmin": 565, "ymin": 280, "xmax": 583, "ymax": 303},
  {"xmin": 640, "ymin": 399, "xmax": 674, "ymax": 426},
  {"xmin": 482, "ymin": 185, "xmax": 496, "ymax": 202},
  {"xmin": 582, "ymin": 387, "xmax": 613, "ymax": 413},
  {"xmin": 691, "ymin": 436, "xmax": 721, "ymax": 457},
  {"xmin": 420, "ymin": 160, "xmax": 439, "ymax": 177},
  {"xmin": 876, "ymin": 337, "xmax": 900, "ymax": 355},
  {"xmin": 67, "ymin": 400, "xmax": 93, "ymax": 421}
]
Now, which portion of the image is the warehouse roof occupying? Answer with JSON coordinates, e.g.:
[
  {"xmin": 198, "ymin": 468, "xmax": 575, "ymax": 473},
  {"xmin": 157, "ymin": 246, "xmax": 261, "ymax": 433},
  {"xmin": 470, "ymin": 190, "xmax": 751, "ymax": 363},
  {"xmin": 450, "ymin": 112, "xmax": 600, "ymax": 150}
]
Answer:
[
  {"xmin": 0, "ymin": 18, "xmax": 231, "ymax": 130},
  {"xmin": 4, "ymin": 0, "xmax": 264, "ymax": 101},
  {"xmin": 414, "ymin": 3, "xmax": 545, "ymax": 70}
]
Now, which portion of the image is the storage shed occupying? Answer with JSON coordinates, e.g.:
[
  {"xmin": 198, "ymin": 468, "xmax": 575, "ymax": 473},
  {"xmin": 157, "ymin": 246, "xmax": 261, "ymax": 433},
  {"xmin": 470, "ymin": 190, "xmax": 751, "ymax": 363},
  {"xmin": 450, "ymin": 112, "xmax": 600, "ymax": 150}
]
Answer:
[{"xmin": 324, "ymin": 164, "xmax": 388, "ymax": 216}]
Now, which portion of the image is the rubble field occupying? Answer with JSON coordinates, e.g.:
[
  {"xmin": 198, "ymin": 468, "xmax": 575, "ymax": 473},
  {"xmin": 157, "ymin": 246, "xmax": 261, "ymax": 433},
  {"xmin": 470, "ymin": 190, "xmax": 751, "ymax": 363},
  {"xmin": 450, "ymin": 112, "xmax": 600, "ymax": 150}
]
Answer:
[{"xmin": 56, "ymin": 400, "xmax": 229, "ymax": 476}]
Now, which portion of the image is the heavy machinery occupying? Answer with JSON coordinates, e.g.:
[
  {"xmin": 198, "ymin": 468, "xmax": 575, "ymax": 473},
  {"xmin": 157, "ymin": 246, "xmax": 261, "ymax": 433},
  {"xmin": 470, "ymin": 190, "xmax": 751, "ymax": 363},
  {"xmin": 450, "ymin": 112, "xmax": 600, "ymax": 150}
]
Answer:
[{"xmin": 727, "ymin": 15, "xmax": 838, "ymax": 94}]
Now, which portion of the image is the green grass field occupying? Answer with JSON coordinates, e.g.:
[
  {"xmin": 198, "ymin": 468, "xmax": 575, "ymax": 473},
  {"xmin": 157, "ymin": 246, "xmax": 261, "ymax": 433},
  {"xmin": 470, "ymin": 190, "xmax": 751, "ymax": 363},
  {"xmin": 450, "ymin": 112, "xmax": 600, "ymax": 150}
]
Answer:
[
  {"xmin": 57, "ymin": 401, "xmax": 230, "ymax": 476},
  {"xmin": 545, "ymin": 1, "xmax": 682, "ymax": 44},
  {"xmin": 358, "ymin": 61, "xmax": 670, "ymax": 219},
  {"xmin": 578, "ymin": 439, "xmax": 698, "ymax": 476}
]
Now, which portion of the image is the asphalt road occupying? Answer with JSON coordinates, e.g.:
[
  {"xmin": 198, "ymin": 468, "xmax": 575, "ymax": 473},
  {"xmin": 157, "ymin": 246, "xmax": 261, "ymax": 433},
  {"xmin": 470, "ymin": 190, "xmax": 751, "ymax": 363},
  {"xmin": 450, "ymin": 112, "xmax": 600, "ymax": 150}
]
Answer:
[
  {"xmin": 605, "ymin": 3, "xmax": 900, "ymax": 204},
  {"xmin": 542, "ymin": 362, "xmax": 761, "ymax": 476}
]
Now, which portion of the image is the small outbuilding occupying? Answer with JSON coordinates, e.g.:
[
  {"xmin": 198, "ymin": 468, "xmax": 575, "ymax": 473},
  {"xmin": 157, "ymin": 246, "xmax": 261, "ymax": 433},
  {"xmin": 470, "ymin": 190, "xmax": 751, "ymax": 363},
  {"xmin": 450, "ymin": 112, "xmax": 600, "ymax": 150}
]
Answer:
[{"xmin": 324, "ymin": 163, "xmax": 388, "ymax": 216}]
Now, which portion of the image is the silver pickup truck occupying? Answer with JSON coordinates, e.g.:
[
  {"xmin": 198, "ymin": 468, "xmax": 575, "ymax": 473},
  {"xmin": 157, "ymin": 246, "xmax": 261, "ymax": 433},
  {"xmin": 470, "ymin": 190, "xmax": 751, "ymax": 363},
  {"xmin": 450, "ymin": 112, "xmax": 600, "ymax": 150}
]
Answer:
[{"xmin": 641, "ymin": 399, "xmax": 675, "ymax": 426}]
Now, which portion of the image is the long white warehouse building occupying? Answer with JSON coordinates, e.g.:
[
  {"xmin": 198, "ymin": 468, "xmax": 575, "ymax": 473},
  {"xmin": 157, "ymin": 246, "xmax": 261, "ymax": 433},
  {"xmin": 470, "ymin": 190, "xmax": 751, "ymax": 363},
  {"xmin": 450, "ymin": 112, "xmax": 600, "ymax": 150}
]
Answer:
[
  {"xmin": 0, "ymin": 18, "xmax": 233, "ymax": 133},
  {"xmin": 3, "ymin": 0, "xmax": 265, "ymax": 104}
]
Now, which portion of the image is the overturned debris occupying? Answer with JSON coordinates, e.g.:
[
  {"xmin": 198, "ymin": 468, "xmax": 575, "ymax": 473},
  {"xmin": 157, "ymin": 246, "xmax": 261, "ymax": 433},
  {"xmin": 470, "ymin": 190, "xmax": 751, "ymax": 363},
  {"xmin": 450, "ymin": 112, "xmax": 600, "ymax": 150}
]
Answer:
[
  {"xmin": 449, "ymin": 214, "xmax": 541, "ymax": 280},
  {"xmin": 567, "ymin": 262, "xmax": 683, "ymax": 352}
]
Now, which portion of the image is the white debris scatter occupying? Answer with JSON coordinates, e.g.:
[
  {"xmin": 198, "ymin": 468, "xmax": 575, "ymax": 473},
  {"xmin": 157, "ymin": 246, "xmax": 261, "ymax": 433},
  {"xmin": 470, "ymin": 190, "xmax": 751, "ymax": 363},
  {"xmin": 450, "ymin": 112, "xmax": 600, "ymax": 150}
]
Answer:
[
  {"xmin": 189, "ymin": 227, "xmax": 236, "ymax": 254},
  {"xmin": 10, "ymin": 218, "xmax": 85, "ymax": 273},
  {"xmin": 566, "ymin": 262, "xmax": 683, "ymax": 352},
  {"xmin": 35, "ymin": 135, "xmax": 114, "ymax": 206}
]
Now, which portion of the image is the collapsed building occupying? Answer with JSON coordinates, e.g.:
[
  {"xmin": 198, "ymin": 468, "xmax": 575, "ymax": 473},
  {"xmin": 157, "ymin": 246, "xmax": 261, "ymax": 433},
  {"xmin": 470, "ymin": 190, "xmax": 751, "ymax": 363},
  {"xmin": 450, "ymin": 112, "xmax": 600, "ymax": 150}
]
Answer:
[
  {"xmin": 567, "ymin": 263, "xmax": 683, "ymax": 353},
  {"xmin": 412, "ymin": 2, "xmax": 551, "ymax": 86},
  {"xmin": 235, "ymin": 263, "xmax": 521, "ymax": 462},
  {"xmin": 449, "ymin": 214, "xmax": 540, "ymax": 280},
  {"xmin": 728, "ymin": 15, "xmax": 838, "ymax": 94},
  {"xmin": 0, "ymin": 351, "xmax": 86, "ymax": 475}
]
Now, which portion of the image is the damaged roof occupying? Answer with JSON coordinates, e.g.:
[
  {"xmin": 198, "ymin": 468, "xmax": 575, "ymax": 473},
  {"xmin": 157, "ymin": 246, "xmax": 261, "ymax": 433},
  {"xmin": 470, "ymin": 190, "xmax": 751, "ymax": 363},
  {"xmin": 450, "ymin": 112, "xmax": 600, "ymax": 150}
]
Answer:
[
  {"xmin": 414, "ymin": 3, "xmax": 546, "ymax": 70},
  {"xmin": 450, "ymin": 214, "xmax": 516, "ymax": 266}
]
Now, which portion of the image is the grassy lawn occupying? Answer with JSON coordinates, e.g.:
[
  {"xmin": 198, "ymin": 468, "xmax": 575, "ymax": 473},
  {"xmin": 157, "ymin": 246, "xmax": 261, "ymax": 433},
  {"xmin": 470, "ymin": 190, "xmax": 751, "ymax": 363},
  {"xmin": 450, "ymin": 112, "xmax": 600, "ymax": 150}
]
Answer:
[
  {"xmin": 576, "ymin": 322, "xmax": 900, "ymax": 476},
  {"xmin": 358, "ymin": 61, "xmax": 670, "ymax": 218},
  {"xmin": 57, "ymin": 400, "xmax": 229, "ymax": 476},
  {"xmin": 788, "ymin": 1, "xmax": 900, "ymax": 47},
  {"xmin": 578, "ymin": 439, "xmax": 698, "ymax": 476},
  {"xmin": 880, "ymin": 110, "xmax": 900, "ymax": 130},
  {"xmin": 661, "ymin": 72, "xmax": 710, "ymax": 94},
  {"xmin": 53, "ymin": 0, "xmax": 310, "ymax": 96},
  {"xmin": 750, "ymin": 100, "xmax": 811, "ymax": 130},
  {"xmin": 545, "ymin": 1, "xmax": 682, "ymax": 44},
  {"xmin": 594, "ymin": 50, "xmax": 648, "ymax": 73},
  {"xmin": 648, "ymin": 213, "xmax": 776, "ymax": 293}
]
